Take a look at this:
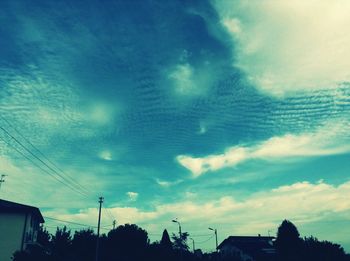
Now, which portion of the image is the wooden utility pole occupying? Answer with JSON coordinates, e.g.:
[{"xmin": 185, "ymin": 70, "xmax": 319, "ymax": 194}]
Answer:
[{"xmin": 95, "ymin": 196, "xmax": 104, "ymax": 261}]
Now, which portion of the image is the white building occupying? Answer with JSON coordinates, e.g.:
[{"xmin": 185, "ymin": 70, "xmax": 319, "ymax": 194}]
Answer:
[{"xmin": 0, "ymin": 199, "xmax": 45, "ymax": 261}]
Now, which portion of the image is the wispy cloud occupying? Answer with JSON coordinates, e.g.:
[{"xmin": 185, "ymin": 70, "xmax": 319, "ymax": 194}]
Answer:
[
  {"xmin": 177, "ymin": 124, "xmax": 350, "ymax": 177},
  {"xmin": 155, "ymin": 178, "xmax": 183, "ymax": 188},
  {"xmin": 99, "ymin": 150, "xmax": 112, "ymax": 161},
  {"xmin": 126, "ymin": 192, "xmax": 139, "ymax": 201},
  {"xmin": 214, "ymin": 0, "xmax": 350, "ymax": 96}
]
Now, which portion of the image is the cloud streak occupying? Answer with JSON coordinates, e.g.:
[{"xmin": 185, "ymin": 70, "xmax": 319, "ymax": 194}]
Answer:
[{"xmin": 177, "ymin": 124, "xmax": 350, "ymax": 177}]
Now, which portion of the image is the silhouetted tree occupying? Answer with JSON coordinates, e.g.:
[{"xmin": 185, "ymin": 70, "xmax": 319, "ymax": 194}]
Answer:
[
  {"xmin": 71, "ymin": 229, "xmax": 96, "ymax": 261},
  {"xmin": 160, "ymin": 229, "xmax": 172, "ymax": 250},
  {"xmin": 275, "ymin": 220, "xmax": 302, "ymax": 261},
  {"xmin": 146, "ymin": 229, "xmax": 176, "ymax": 261},
  {"xmin": 303, "ymin": 236, "xmax": 349, "ymax": 261},
  {"xmin": 12, "ymin": 244, "xmax": 50, "ymax": 261},
  {"xmin": 172, "ymin": 231, "xmax": 190, "ymax": 252},
  {"xmin": 50, "ymin": 226, "xmax": 72, "ymax": 261},
  {"xmin": 106, "ymin": 223, "xmax": 149, "ymax": 261},
  {"xmin": 37, "ymin": 226, "xmax": 51, "ymax": 250}
]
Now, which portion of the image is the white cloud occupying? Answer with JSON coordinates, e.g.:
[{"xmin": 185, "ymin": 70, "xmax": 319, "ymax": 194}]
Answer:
[
  {"xmin": 42, "ymin": 180, "xmax": 350, "ymax": 251},
  {"xmin": 214, "ymin": 0, "xmax": 350, "ymax": 96},
  {"xmin": 177, "ymin": 124, "xmax": 350, "ymax": 177},
  {"xmin": 167, "ymin": 58, "xmax": 221, "ymax": 97},
  {"xmin": 169, "ymin": 64, "xmax": 196, "ymax": 95},
  {"xmin": 156, "ymin": 178, "xmax": 183, "ymax": 187},
  {"xmin": 126, "ymin": 191, "xmax": 139, "ymax": 201},
  {"xmin": 177, "ymin": 147, "xmax": 248, "ymax": 177},
  {"xmin": 99, "ymin": 150, "xmax": 112, "ymax": 161}
]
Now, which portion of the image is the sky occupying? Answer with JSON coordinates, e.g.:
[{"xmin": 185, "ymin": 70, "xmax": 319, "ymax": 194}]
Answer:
[{"xmin": 0, "ymin": 0, "xmax": 350, "ymax": 252}]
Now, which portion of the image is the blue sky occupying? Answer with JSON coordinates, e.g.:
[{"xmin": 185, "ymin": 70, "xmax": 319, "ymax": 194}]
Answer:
[{"xmin": 0, "ymin": 0, "xmax": 350, "ymax": 252}]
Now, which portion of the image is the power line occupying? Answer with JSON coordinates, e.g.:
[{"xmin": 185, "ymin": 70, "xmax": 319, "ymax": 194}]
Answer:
[
  {"xmin": 190, "ymin": 234, "xmax": 213, "ymax": 238},
  {"xmin": 102, "ymin": 200, "xmax": 116, "ymax": 221},
  {"xmin": 195, "ymin": 235, "xmax": 215, "ymax": 244},
  {"xmin": 103, "ymin": 207, "xmax": 113, "ymax": 221},
  {"xmin": 44, "ymin": 224, "xmax": 110, "ymax": 231},
  {"xmin": 44, "ymin": 216, "xmax": 97, "ymax": 227},
  {"xmin": 102, "ymin": 199, "xmax": 117, "ymax": 228},
  {"xmin": 0, "ymin": 126, "xmax": 89, "ymax": 198},
  {"xmin": 0, "ymin": 136, "xmax": 87, "ymax": 197},
  {"xmin": 44, "ymin": 216, "xmax": 110, "ymax": 230},
  {"xmin": 0, "ymin": 115, "xmax": 91, "ymax": 195}
]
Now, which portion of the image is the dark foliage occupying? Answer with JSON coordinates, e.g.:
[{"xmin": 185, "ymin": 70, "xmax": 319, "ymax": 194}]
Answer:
[
  {"xmin": 50, "ymin": 226, "xmax": 72, "ymax": 261},
  {"xmin": 160, "ymin": 229, "xmax": 173, "ymax": 250},
  {"xmin": 172, "ymin": 231, "xmax": 190, "ymax": 252},
  {"xmin": 12, "ymin": 221, "xmax": 350, "ymax": 261},
  {"xmin": 275, "ymin": 219, "xmax": 303, "ymax": 261},
  {"xmin": 303, "ymin": 236, "xmax": 349, "ymax": 261},
  {"xmin": 12, "ymin": 244, "xmax": 49, "ymax": 261},
  {"xmin": 106, "ymin": 223, "xmax": 149, "ymax": 261},
  {"xmin": 71, "ymin": 229, "xmax": 96, "ymax": 261}
]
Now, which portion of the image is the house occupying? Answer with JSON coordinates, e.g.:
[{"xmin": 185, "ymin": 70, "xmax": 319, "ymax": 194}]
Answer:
[
  {"xmin": 0, "ymin": 199, "xmax": 45, "ymax": 261},
  {"xmin": 217, "ymin": 235, "xmax": 276, "ymax": 261}
]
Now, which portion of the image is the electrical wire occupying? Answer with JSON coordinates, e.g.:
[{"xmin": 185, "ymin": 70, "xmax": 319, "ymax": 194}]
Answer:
[
  {"xmin": 0, "ymin": 126, "xmax": 89, "ymax": 198},
  {"xmin": 0, "ymin": 136, "xmax": 88, "ymax": 197},
  {"xmin": 0, "ymin": 115, "xmax": 92, "ymax": 195},
  {"xmin": 195, "ymin": 235, "xmax": 215, "ymax": 244},
  {"xmin": 44, "ymin": 216, "xmax": 110, "ymax": 230},
  {"xmin": 103, "ymin": 204, "xmax": 117, "ymax": 224},
  {"xmin": 190, "ymin": 234, "xmax": 213, "ymax": 238}
]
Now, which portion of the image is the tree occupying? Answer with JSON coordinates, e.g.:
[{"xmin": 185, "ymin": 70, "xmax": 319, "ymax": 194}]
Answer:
[
  {"xmin": 71, "ymin": 229, "xmax": 96, "ymax": 261},
  {"xmin": 106, "ymin": 223, "xmax": 149, "ymax": 261},
  {"xmin": 275, "ymin": 220, "xmax": 302, "ymax": 261},
  {"xmin": 172, "ymin": 231, "xmax": 190, "ymax": 252},
  {"xmin": 160, "ymin": 229, "xmax": 172, "ymax": 250},
  {"xmin": 50, "ymin": 226, "xmax": 72, "ymax": 261},
  {"xmin": 303, "ymin": 236, "xmax": 348, "ymax": 261},
  {"xmin": 12, "ymin": 245, "xmax": 50, "ymax": 261},
  {"xmin": 37, "ymin": 226, "xmax": 51, "ymax": 249}
]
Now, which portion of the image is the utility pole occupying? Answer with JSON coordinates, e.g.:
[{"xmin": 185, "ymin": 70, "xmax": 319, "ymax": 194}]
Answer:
[
  {"xmin": 95, "ymin": 196, "xmax": 104, "ymax": 261},
  {"xmin": 0, "ymin": 174, "xmax": 7, "ymax": 190},
  {"xmin": 113, "ymin": 220, "xmax": 116, "ymax": 229},
  {"xmin": 209, "ymin": 227, "xmax": 218, "ymax": 251}
]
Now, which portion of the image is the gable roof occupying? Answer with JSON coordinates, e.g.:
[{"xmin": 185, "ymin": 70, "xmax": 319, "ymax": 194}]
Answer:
[
  {"xmin": 0, "ymin": 199, "xmax": 45, "ymax": 223},
  {"xmin": 218, "ymin": 236, "xmax": 276, "ymax": 258}
]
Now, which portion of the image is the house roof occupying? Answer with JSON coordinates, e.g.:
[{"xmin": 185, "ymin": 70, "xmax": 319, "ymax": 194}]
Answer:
[
  {"xmin": 0, "ymin": 199, "xmax": 45, "ymax": 223},
  {"xmin": 218, "ymin": 236, "xmax": 276, "ymax": 258},
  {"xmin": 218, "ymin": 235, "xmax": 275, "ymax": 249}
]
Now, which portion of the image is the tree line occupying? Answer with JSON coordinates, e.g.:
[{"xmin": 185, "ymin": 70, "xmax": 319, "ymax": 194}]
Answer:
[{"xmin": 13, "ymin": 220, "xmax": 350, "ymax": 261}]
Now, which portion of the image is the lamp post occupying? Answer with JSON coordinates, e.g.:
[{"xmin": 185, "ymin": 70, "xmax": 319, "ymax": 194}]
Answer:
[
  {"xmin": 190, "ymin": 237, "xmax": 195, "ymax": 252},
  {"xmin": 208, "ymin": 227, "xmax": 218, "ymax": 251},
  {"xmin": 172, "ymin": 218, "xmax": 182, "ymax": 237},
  {"xmin": 0, "ymin": 174, "xmax": 7, "ymax": 190}
]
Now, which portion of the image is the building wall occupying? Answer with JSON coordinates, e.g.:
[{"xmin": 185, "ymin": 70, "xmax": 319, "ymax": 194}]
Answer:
[{"xmin": 0, "ymin": 212, "xmax": 27, "ymax": 261}]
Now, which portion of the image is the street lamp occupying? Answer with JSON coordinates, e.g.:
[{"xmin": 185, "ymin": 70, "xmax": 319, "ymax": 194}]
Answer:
[
  {"xmin": 172, "ymin": 218, "xmax": 182, "ymax": 237},
  {"xmin": 190, "ymin": 237, "xmax": 195, "ymax": 252},
  {"xmin": 208, "ymin": 227, "xmax": 218, "ymax": 251},
  {"xmin": 0, "ymin": 174, "xmax": 7, "ymax": 190}
]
